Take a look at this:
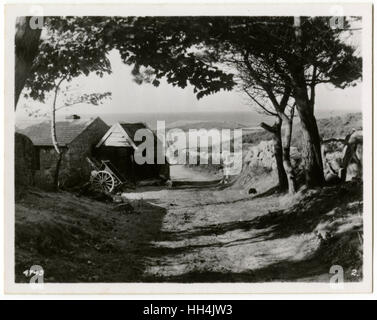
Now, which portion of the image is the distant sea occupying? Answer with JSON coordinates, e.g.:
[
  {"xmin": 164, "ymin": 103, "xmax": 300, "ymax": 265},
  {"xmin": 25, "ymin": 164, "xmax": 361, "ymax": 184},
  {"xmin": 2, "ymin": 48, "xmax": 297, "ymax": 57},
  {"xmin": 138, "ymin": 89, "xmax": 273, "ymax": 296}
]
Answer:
[
  {"xmin": 90, "ymin": 110, "xmax": 357, "ymax": 129},
  {"xmin": 97, "ymin": 111, "xmax": 267, "ymax": 129},
  {"xmin": 16, "ymin": 110, "xmax": 359, "ymax": 130}
]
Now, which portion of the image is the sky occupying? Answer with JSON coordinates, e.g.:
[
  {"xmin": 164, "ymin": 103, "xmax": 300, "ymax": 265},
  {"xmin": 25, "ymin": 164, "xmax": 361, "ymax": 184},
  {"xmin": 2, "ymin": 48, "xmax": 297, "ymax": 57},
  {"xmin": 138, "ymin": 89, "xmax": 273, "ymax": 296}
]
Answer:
[{"xmin": 16, "ymin": 25, "xmax": 362, "ymax": 121}]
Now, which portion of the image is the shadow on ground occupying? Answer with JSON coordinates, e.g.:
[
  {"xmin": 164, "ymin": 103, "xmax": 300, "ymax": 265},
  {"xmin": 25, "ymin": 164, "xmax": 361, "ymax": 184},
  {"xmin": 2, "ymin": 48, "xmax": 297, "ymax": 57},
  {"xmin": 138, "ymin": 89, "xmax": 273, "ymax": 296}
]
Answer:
[
  {"xmin": 142, "ymin": 181, "xmax": 363, "ymax": 282},
  {"xmin": 15, "ymin": 189, "xmax": 167, "ymax": 282}
]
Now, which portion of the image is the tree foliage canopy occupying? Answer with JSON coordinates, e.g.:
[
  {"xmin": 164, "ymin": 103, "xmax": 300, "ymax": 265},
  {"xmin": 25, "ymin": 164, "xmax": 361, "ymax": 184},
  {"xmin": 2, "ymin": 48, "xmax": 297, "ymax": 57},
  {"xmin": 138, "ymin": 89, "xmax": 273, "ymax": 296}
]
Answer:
[
  {"xmin": 25, "ymin": 16, "xmax": 361, "ymax": 103},
  {"xmin": 24, "ymin": 16, "xmax": 238, "ymax": 102}
]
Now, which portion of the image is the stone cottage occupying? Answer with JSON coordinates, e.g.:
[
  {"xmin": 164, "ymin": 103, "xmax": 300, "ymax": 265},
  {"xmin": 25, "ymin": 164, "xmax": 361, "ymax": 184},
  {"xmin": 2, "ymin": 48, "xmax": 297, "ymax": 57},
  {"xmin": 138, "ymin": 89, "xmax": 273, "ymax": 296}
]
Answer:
[
  {"xmin": 18, "ymin": 116, "xmax": 109, "ymax": 189},
  {"xmin": 94, "ymin": 122, "xmax": 170, "ymax": 183}
]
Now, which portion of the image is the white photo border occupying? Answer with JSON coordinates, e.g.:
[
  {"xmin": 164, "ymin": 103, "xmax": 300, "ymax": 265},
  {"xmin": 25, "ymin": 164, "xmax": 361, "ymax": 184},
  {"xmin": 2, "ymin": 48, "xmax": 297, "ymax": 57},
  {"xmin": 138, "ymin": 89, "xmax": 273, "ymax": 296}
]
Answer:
[{"xmin": 4, "ymin": 2, "xmax": 373, "ymax": 294}]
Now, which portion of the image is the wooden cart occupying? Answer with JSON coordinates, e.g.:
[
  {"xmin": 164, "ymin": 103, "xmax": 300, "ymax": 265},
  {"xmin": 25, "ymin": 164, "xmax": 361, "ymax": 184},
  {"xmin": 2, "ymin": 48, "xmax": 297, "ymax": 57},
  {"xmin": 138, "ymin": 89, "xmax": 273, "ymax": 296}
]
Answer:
[{"xmin": 87, "ymin": 157, "xmax": 125, "ymax": 193}]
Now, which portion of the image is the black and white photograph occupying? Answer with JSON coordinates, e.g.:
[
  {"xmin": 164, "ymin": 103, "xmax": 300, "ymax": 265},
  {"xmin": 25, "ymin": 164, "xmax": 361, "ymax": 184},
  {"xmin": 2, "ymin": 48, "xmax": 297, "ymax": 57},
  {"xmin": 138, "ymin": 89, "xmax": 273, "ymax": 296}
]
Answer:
[{"xmin": 3, "ymin": 2, "xmax": 373, "ymax": 294}]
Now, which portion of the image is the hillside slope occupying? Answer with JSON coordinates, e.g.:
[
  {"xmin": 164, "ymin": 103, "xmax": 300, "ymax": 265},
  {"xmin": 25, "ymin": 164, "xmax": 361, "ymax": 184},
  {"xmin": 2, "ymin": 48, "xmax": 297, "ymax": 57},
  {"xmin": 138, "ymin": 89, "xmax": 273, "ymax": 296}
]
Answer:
[
  {"xmin": 15, "ymin": 189, "xmax": 166, "ymax": 282},
  {"xmin": 243, "ymin": 112, "xmax": 362, "ymax": 147}
]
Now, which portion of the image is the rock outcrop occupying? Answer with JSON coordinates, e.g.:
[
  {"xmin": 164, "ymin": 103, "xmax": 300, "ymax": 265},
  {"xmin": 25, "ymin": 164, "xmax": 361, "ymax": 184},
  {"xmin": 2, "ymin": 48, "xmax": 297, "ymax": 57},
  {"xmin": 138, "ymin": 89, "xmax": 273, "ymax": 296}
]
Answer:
[
  {"xmin": 242, "ymin": 140, "xmax": 300, "ymax": 171},
  {"xmin": 234, "ymin": 126, "xmax": 363, "ymax": 191},
  {"xmin": 233, "ymin": 140, "xmax": 300, "ymax": 192},
  {"xmin": 322, "ymin": 130, "xmax": 363, "ymax": 182}
]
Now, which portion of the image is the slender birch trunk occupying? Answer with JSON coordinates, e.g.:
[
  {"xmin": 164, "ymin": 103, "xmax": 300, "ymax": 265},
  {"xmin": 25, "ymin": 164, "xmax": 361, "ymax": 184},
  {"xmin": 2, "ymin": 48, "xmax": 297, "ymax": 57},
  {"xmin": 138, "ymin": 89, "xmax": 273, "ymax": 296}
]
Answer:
[{"xmin": 51, "ymin": 78, "xmax": 65, "ymax": 190}]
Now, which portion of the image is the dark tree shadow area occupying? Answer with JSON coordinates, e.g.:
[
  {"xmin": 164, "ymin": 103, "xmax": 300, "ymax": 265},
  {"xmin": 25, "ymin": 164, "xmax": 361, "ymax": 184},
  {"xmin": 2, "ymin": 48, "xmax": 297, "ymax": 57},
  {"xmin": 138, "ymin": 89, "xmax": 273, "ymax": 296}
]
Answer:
[{"xmin": 15, "ymin": 189, "xmax": 167, "ymax": 283}]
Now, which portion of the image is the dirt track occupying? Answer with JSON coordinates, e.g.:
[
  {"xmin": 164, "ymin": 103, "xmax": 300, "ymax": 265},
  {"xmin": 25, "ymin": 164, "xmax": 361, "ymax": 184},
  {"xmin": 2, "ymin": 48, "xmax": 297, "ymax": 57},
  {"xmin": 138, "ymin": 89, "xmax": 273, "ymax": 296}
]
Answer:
[
  {"xmin": 15, "ymin": 168, "xmax": 363, "ymax": 283},
  {"xmin": 121, "ymin": 185, "xmax": 323, "ymax": 282},
  {"xmin": 170, "ymin": 164, "xmax": 220, "ymax": 182}
]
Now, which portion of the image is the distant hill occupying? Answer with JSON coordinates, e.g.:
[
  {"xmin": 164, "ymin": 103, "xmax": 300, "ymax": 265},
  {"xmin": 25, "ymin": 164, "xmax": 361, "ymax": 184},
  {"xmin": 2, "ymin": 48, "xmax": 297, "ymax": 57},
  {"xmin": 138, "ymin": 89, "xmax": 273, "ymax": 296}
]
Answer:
[
  {"xmin": 243, "ymin": 112, "xmax": 362, "ymax": 149},
  {"xmin": 315, "ymin": 112, "xmax": 362, "ymax": 140}
]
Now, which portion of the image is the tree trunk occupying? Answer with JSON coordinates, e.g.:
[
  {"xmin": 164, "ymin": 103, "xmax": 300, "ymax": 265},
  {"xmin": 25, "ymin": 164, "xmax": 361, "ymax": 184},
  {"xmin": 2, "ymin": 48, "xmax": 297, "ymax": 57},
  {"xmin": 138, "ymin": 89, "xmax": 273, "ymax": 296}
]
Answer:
[
  {"xmin": 281, "ymin": 111, "xmax": 296, "ymax": 194},
  {"xmin": 273, "ymin": 129, "xmax": 288, "ymax": 192},
  {"xmin": 294, "ymin": 89, "xmax": 324, "ymax": 187},
  {"xmin": 290, "ymin": 17, "xmax": 324, "ymax": 188},
  {"xmin": 261, "ymin": 119, "xmax": 288, "ymax": 192},
  {"xmin": 51, "ymin": 85, "xmax": 60, "ymax": 154},
  {"xmin": 51, "ymin": 80, "xmax": 63, "ymax": 190},
  {"xmin": 289, "ymin": 64, "xmax": 324, "ymax": 187},
  {"xmin": 15, "ymin": 17, "xmax": 42, "ymax": 109},
  {"xmin": 53, "ymin": 152, "xmax": 63, "ymax": 191}
]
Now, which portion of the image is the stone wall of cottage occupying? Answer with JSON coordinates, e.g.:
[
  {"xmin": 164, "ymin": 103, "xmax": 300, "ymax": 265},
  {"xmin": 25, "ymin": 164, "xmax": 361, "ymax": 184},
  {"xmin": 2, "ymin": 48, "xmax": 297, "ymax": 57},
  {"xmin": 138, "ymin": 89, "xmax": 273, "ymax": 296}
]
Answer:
[
  {"xmin": 34, "ymin": 146, "xmax": 68, "ymax": 190},
  {"xmin": 15, "ymin": 132, "xmax": 35, "ymax": 197},
  {"xmin": 64, "ymin": 118, "xmax": 109, "ymax": 187},
  {"xmin": 34, "ymin": 118, "xmax": 109, "ymax": 189}
]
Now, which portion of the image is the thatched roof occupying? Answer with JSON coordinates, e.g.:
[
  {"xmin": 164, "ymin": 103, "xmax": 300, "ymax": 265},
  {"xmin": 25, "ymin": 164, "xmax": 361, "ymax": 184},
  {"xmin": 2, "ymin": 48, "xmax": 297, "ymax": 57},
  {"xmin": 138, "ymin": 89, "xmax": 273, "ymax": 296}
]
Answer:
[{"xmin": 17, "ymin": 117, "xmax": 103, "ymax": 147}]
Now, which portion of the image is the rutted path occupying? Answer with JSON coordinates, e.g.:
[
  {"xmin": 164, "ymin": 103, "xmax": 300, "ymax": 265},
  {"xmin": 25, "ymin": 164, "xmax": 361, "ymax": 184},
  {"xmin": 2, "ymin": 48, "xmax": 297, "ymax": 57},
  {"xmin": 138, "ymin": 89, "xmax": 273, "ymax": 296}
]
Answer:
[
  {"xmin": 122, "ymin": 180, "xmax": 322, "ymax": 282},
  {"xmin": 15, "ymin": 168, "xmax": 362, "ymax": 283}
]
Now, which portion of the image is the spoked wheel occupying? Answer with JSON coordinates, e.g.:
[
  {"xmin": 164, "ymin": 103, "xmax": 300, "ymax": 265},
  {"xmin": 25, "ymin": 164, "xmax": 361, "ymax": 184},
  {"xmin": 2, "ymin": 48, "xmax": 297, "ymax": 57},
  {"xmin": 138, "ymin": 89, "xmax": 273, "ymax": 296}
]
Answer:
[{"xmin": 91, "ymin": 170, "xmax": 115, "ymax": 193}]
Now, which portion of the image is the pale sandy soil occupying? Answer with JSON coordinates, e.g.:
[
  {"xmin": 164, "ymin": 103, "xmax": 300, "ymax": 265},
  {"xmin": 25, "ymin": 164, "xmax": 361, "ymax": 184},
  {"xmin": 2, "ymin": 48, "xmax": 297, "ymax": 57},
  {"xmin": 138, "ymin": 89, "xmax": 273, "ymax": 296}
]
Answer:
[
  {"xmin": 170, "ymin": 164, "xmax": 221, "ymax": 182},
  {"xmin": 123, "ymin": 176, "xmax": 362, "ymax": 282}
]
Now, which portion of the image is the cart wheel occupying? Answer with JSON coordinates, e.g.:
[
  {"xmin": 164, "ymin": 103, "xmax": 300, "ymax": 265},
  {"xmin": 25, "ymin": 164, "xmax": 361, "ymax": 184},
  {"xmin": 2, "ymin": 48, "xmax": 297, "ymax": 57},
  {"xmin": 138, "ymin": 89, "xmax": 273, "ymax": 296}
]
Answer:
[{"xmin": 92, "ymin": 170, "xmax": 115, "ymax": 193}]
